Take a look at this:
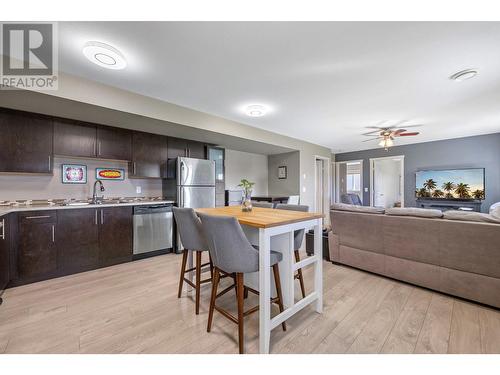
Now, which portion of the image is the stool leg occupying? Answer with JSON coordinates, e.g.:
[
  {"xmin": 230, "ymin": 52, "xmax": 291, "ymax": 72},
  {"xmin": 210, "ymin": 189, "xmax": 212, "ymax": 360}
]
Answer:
[
  {"xmin": 207, "ymin": 268, "xmax": 220, "ymax": 332},
  {"xmin": 295, "ymin": 250, "xmax": 306, "ymax": 299},
  {"xmin": 272, "ymin": 264, "xmax": 287, "ymax": 331},
  {"xmin": 195, "ymin": 251, "xmax": 202, "ymax": 315},
  {"xmin": 208, "ymin": 254, "xmax": 214, "ymax": 281},
  {"xmin": 236, "ymin": 272, "xmax": 245, "ymax": 354},
  {"xmin": 177, "ymin": 249, "xmax": 188, "ymax": 298}
]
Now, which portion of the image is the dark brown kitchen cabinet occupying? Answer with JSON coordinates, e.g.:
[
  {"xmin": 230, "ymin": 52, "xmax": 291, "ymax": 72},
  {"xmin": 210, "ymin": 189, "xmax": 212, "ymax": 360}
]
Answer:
[
  {"xmin": 96, "ymin": 126, "xmax": 132, "ymax": 161},
  {"xmin": 0, "ymin": 108, "xmax": 53, "ymax": 174},
  {"xmin": 53, "ymin": 119, "xmax": 97, "ymax": 158},
  {"xmin": 0, "ymin": 214, "xmax": 11, "ymax": 302},
  {"xmin": 98, "ymin": 206, "xmax": 133, "ymax": 267},
  {"xmin": 129, "ymin": 131, "xmax": 168, "ymax": 178},
  {"xmin": 17, "ymin": 211, "xmax": 57, "ymax": 282},
  {"xmin": 167, "ymin": 137, "xmax": 206, "ymax": 159},
  {"xmin": 57, "ymin": 208, "xmax": 99, "ymax": 275}
]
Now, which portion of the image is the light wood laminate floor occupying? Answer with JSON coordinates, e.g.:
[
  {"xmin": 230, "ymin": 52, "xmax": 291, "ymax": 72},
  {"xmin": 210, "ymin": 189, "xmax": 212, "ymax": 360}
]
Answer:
[{"xmin": 1, "ymin": 253, "xmax": 499, "ymax": 354}]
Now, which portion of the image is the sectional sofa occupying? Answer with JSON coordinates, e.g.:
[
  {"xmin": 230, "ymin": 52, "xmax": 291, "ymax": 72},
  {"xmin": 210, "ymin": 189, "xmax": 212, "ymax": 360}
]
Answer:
[{"xmin": 328, "ymin": 205, "xmax": 500, "ymax": 308}]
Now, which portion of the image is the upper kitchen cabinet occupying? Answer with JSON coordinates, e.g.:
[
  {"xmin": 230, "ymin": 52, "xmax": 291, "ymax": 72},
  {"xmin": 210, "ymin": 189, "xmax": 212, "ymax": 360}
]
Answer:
[
  {"xmin": 167, "ymin": 137, "xmax": 206, "ymax": 159},
  {"xmin": 54, "ymin": 119, "xmax": 97, "ymax": 158},
  {"xmin": 129, "ymin": 131, "xmax": 168, "ymax": 178},
  {"xmin": 96, "ymin": 126, "xmax": 132, "ymax": 161},
  {"xmin": 0, "ymin": 108, "xmax": 53, "ymax": 174}
]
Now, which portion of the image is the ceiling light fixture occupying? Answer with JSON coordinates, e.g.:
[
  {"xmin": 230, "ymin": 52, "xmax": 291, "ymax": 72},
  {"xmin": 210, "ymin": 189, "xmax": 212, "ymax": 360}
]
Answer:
[
  {"xmin": 245, "ymin": 104, "xmax": 268, "ymax": 117},
  {"xmin": 379, "ymin": 137, "xmax": 394, "ymax": 150},
  {"xmin": 450, "ymin": 69, "xmax": 477, "ymax": 82},
  {"xmin": 83, "ymin": 41, "xmax": 127, "ymax": 70}
]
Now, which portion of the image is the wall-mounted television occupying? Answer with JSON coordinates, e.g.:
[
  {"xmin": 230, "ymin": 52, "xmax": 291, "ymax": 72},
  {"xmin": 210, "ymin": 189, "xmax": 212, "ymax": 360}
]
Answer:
[{"xmin": 415, "ymin": 168, "xmax": 485, "ymax": 200}]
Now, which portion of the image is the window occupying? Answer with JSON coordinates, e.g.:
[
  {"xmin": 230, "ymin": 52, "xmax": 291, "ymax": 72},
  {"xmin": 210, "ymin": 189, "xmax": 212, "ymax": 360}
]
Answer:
[{"xmin": 347, "ymin": 173, "xmax": 360, "ymax": 192}]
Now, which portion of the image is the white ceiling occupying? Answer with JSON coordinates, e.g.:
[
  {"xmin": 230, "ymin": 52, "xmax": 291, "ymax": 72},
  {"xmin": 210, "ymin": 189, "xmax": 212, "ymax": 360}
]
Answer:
[{"xmin": 58, "ymin": 22, "xmax": 500, "ymax": 153}]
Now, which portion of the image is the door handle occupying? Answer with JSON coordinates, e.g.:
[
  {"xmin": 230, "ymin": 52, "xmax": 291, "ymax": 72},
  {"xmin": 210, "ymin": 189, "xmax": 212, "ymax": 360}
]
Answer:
[
  {"xmin": 25, "ymin": 215, "xmax": 51, "ymax": 220},
  {"xmin": 48, "ymin": 155, "xmax": 51, "ymax": 171},
  {"xmin": 94, "ymin": 141, "xmax": 97, "ymax": 156},
  {"xmin": 133, "ymin": 162, "xmax": 136, "ymax": 175},
  {"xmin": 98, "ymin": 141, "xmax": 101, "ymax": 156},
  {"xmin": 52, "ymin": 225, "xmax": 55, "ymax": 243},
  {"xmin": 95, "ymin": 209, "xmax": 98, "ymax": 225},
  {"xmin": 100, "ymin": 210, "xmax": 104, "ymax": 224},
  {"xmin": 0, "ymin": 218, "xmax": 5, "ymax": 240}
]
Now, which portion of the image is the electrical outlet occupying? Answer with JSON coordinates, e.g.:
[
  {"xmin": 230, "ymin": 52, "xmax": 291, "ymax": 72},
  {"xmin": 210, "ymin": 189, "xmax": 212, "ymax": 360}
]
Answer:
[{"xmin": 136, "ymin": 186, "xmax": 142, "ymax": 194}]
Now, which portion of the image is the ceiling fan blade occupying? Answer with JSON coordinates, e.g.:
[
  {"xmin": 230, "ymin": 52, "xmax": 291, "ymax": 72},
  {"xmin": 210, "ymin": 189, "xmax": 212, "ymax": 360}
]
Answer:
[
  {"xmin": 392, "ymin": 129, "xmax": 407, "ymax": 136},
  {"xmin": 365, "ymin": 126, "xmax": 383, "ymax": 129},
  {"xmin": 398, "ymin": 132, "xmax": 420, "ymax": 136},
  {"xmin": 362, "ymin": 130, "xmax": 382, "ymax": 136},
  {"xmin": 402, "ymin": 124, "xmax": 423, "ymax": 128},
  {"xmin": 362, "ymin": 138, "xmax": 380, "ymax": 142}
]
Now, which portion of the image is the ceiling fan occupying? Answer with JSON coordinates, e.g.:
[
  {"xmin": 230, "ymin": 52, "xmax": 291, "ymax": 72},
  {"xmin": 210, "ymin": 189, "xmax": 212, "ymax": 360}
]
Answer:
[{"xmin": 362, "ymin": 124, "xmax": 421, "ymax": 150}]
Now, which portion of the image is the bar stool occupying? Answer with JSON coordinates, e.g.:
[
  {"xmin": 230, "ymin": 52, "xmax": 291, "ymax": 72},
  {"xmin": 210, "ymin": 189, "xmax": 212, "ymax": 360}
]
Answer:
[
  {"xmin": 198, "ymin": 212, "xmax": 286, "ymax": 354},
  {"xmin": 251, "ymin": 201, "xmax": 274, "ymax": 208},
  {"xmin": 172, "ymin": 207, "xmax": 213, "ymax": 315},
  {"xmin": 275, "ymin": 203, "xmax": 309, "ymax": 298}
]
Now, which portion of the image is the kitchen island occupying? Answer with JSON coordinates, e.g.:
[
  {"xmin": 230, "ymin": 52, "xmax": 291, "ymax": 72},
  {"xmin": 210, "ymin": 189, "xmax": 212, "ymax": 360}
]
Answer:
[{"xmin": 196, "ymin": 206, "xmax": 323, "ymax": 354}]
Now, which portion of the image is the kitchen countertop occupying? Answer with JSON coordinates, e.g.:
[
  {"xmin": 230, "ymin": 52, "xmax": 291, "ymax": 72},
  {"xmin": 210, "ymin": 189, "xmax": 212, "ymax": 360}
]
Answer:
[{"xmin": 0, "ymin": 200, "xmax": 175, "ymax": 218}]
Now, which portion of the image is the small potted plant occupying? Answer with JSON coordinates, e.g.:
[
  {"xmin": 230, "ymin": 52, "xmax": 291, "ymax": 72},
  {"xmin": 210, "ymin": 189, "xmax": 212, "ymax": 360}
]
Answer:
[{"xmin": 238, "ymin": 178, "xmax": 255, "ymax": 212}]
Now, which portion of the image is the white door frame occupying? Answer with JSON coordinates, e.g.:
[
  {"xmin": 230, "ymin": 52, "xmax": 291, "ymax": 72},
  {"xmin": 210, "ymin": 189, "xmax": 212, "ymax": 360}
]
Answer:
[
  {"xmin": 369, "ymin": 155, "xmax": 405, "ymax": 207},
  {"xmin": 314, "ymin": 155, "xmax": 331, "ymax": 216},
  {"xmin": 334, "ymin": 159, "xmax": 364, "ymax": 203}
]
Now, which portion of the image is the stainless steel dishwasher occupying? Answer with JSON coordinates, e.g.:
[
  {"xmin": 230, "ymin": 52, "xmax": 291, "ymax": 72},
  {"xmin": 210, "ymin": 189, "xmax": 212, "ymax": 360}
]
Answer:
[{"xmin": 133, "ymin": 204, "xmax": 173, "ymax": 257}]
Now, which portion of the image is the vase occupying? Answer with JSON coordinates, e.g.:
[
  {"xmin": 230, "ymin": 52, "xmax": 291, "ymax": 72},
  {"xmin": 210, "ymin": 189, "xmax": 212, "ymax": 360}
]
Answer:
[{"xmin": 241, "ymin": 189, "xmax": 253, "ymax": 212}]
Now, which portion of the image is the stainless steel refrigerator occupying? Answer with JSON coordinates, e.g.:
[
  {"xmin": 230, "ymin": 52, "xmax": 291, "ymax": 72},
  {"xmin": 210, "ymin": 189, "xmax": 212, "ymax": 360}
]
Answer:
[{"xmin": 163, "ymin": 157, "xmax": 215, "ymax": 251}]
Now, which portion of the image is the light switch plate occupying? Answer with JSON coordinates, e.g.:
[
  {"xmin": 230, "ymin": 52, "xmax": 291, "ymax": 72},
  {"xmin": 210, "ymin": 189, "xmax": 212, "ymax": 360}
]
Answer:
[
  {"xmin": 364, "ymin": 187, "xmax": 369, "ymax": 192},
  {"xmin": 136, "ymin": 186, "xmax": 142, "ymax": 194}
]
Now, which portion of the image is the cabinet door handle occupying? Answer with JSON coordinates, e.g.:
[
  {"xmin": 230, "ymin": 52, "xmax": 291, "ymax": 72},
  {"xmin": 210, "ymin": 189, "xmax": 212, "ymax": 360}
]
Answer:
[
  {"xmin": 25, "ymin": 215, "xmax": 51, "ymax": 220},
  {"xmin": 98, "ymin": 141, "xmax": 101, "ymax": 156},
  {"xmin": 94, "ymin": 141, "xmax": 97, "ymax": 156},
  {"xmin": 48, "ymin": 155, "xmax": 51, "ymax": 171},
  {"xmin": 52, "ymin": 224, "xmax": 55, "ymax": 243},
  {"xmin": 95, "ymin": 209, "xmax": 98, "ymax": 225},
  {"xmin": 0, "ymin": 218, "xmax": 5, "ymax": 240},
  {"xmin": 100, "ymin": 210, "xmax": 104, "ymax": 224},
  {"xmin": 133, "ymin": 162, "xmax": 136, "ymax": 175}
]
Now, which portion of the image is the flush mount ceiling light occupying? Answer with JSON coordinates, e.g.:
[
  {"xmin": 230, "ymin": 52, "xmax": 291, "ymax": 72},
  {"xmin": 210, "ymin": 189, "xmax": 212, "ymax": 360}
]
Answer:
[
  {"xmin": 245, "ymin": 104, "xmax": 269, "ymax": 117},
  {"xmin": 83, "ymin": 41, "xmax": 127, "ymax": 70},
  {"xmin": 450, "ymin": 69, "xmax": 478, "ymax": 82}
]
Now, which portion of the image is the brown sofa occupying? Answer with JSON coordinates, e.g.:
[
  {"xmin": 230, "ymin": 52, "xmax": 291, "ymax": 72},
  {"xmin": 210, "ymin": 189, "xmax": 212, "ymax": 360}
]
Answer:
[{"xmin": 329, "ymin": 209, "xmax": 500, "ymax": 308}]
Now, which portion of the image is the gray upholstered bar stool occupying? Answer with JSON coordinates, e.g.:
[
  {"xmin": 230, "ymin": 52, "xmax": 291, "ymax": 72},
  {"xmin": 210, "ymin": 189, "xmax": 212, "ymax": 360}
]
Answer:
[
  {"xmin": 275, "ymin": 203, "xmax": 309, "ymax": 298},
  {"xmin": 172, "ymin": 207, "xmax": 213, "ymax": 315},
  {"xmin": 198, "ymin": 212, "xmax": 286, "ymax": 354},
  {"xmin": 251, "ymin": 201, "xmax": 274, "ymax": 208}
]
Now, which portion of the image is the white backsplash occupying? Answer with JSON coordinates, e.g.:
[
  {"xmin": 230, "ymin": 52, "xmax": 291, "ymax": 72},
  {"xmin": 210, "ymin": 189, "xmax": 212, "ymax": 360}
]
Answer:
[{"xmin": 0, "ymin": 157, "xmax": 162, "ymax": 201}]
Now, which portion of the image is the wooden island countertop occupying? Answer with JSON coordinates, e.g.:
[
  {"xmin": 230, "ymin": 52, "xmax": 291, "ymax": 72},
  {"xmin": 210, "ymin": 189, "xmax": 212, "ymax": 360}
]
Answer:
[{"xmin": 196, "ymin": 206, "xmax": 323, "ymax": 228}]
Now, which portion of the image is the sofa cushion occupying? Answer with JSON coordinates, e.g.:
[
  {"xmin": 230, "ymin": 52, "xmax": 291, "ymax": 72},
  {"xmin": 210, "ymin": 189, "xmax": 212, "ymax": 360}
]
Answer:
[
  {"xmin": 490, "ymin": 202, "xmax": 500, "ymax": 215},
  {"xmin": 440, "ymin": 219, "xmax": 500, "ymax": 278},
  {"xmin": 331, "ymin": 210, "xmax": 385, "ymax": 253},
  {"xmin": 490, "ymin": 205, "xmax": 500, "ymax": 220},
  {"xmin": 383, "ymin": 215, "xmax": 440, "ymax": 265},
  {"xmin": 385, "ymin": 207, "xmax": 443, "ymax": 218},
  {"xmin": 443, "ymin": 210, "xmax": 500, "ymax": 224},
  {"xmin": 331, "ymin": 203, "xmax": 385, "ymax": 214}
]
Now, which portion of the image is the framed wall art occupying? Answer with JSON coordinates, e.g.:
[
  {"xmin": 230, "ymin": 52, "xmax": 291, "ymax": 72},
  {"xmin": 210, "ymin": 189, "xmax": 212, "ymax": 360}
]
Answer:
[
  {"xmin": 62, "ymin": 164, "xmax": 87, "ymax": 184},
  {"xmin": 278, "ymin": 165, "xmax": 287, "ymax": 179}
]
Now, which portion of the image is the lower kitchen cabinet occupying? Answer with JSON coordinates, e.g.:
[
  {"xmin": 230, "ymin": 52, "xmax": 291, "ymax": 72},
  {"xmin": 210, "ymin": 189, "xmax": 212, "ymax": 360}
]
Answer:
[
  {"xmin": 17, "ymin": 211, "xmax": 57, "ymax": 282},
  {"xmin": 98, "ymin": 206, "xmax": 133, "ymax": 267},
  {"xmin": 57, "ymin": 208, "xmax": 99, "ymax": 275}
]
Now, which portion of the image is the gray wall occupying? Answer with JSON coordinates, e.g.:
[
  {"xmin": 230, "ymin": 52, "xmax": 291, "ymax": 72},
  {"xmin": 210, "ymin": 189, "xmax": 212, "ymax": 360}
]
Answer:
[
  {"xmin": 268, "ymin": 151, "xmax": 300, "ymax": 196},
  {"xmin": 225, "ymin": 149, "xmax": 269, "ymax": 195},
  {"xmin": 335, "ymin": 133, "xmax": 500, "ymax": 212}
]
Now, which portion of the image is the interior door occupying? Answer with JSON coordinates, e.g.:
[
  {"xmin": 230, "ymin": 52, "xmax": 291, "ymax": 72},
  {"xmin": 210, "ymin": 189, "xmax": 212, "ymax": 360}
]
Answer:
[{"xmin": 372, "ymin": 158, "xmax": 403, "ymax": 208}]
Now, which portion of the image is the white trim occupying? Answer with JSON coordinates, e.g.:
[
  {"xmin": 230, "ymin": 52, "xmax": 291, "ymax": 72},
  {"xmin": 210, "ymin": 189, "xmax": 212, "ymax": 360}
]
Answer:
[
  {"xmin": 314, "ymin": 155, "xmax": 331, "ymax": 216},
  {"xmin": 369, "ymin": 155, "xmax": 405, "ymax": 208},
  {"xmin": 334, "ymin": 159, "xmax": 364, "ymax": 203}
]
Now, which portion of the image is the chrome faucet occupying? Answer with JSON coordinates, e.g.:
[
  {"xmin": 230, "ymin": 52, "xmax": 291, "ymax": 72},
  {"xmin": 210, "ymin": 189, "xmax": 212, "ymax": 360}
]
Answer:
[{"xmin": 92, "ymin": 180, "xmax": 105, "ymax": 204}]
